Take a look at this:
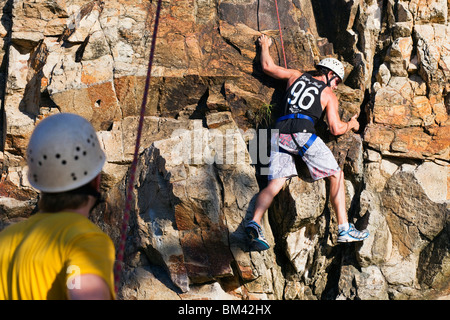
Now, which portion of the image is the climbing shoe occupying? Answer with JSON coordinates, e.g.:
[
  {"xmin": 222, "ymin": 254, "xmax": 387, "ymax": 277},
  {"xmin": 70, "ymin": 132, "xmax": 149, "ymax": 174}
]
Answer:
[
  {"xmin": 245, "ymin": 220, "xmax": 270, "ymax": 251},
  {"xmin": 337, "ymin": 223, "xmax": 369, "ymax": 243}
]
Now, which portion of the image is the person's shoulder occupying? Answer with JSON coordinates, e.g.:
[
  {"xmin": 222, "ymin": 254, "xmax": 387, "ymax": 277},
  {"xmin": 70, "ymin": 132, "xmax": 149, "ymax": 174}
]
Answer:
[
  {"xmin": 321, "ymin": 86, "xmax": 338, "ymax": 108},
  {"xmin": 287, "ymin": 70, "xmax": 303, "ymax": 87},
  {"xmin": 0, "ymin": 213, "xmax": 47, "ymax": 236},
  {"xmin": 292, "ymin": 69, "xmax": 303, "ymax": 79}
]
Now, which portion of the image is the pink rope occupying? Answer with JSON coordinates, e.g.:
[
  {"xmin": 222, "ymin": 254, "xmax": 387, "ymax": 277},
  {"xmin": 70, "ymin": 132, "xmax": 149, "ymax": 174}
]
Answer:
[
  {"xmin": 274, "ymin": 0, "xmax": 287, "ymax": 68},
  {"xmin": 113, "ymin": 0, "xmax": 163, "ymax": 296}
]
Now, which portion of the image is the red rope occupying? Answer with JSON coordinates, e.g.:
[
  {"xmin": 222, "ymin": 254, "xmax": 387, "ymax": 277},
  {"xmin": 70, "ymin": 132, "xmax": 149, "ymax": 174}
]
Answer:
[
  {"xmin": 113, "ymin": 0, "xmax": 163, "ymax": 296},
  {"xmin": 274, "ymin": 0, "xmax": 287, "ymax": 68},
  {"xmin": 112, "ymin": 0, "xmax": 286, "ymax": 297}
]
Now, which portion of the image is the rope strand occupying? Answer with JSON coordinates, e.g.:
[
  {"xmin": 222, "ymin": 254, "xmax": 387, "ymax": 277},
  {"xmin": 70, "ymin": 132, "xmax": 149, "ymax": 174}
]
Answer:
[
  {"xmin": 274, "ymin": 0, "xmax": 287, "ymax": 68},
  {"xmin": 113, "ymin": 0, "xmax": 163, "ymax": 296}
]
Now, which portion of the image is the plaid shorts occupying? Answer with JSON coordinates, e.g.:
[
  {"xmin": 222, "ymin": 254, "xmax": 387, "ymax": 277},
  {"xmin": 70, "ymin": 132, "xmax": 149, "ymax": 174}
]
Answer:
[{"xmin": 268, "ymin": 132, "xmax": 340, "ymax": 181}]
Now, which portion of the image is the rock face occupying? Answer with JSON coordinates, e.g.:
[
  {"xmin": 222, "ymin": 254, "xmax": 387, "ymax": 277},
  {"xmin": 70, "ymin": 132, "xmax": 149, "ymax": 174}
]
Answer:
[{"xmin": 0, "ymin": 0, "xmax": 449, "ymax": 300}]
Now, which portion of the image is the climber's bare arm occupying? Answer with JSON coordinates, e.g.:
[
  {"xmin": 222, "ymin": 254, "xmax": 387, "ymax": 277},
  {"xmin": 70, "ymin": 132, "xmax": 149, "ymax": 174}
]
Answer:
[{"xmin": 258, "ymin": 34, "xmax": 301, "ymax": 87}]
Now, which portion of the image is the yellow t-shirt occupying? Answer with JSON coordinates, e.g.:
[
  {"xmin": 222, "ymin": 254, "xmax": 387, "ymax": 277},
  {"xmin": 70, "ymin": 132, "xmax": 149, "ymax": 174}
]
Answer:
[{"xmin": 0, "ymin": 212, "xmax": 116, "ymax": 300}]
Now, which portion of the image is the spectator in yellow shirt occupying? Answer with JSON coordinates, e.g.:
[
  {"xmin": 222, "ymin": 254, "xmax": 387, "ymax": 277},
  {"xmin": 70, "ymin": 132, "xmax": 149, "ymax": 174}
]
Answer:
[{"xmin": 0, "ymin": 113, "xmax": 115, "ymax": 300}]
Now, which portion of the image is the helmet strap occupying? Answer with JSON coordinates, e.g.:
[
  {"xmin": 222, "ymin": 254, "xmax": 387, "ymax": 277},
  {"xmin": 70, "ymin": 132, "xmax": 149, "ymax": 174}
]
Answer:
[{"xmin": 326, "ymin": 74, "xmax": 340, "ymax": 87}]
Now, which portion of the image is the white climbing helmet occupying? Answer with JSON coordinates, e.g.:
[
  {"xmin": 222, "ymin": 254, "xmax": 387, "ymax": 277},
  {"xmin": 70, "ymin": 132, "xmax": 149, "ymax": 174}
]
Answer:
[
  {"xmin": 317, "ymin": 57, "xmax": 345, "ymax": 81},
  {"xmin": 27, "ymin": 113, "xmax": 106, "ymax": 193}
]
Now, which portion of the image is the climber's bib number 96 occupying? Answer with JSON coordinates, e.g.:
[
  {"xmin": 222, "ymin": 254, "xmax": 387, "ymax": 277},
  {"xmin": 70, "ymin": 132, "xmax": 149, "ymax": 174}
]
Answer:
[{"xmin": 287, "ymin": 79, "xmax": 319, "ymax": 112}]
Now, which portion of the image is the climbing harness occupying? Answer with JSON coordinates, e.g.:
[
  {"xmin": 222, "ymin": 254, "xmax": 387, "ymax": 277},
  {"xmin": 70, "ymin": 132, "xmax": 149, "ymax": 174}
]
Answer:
[
  {"xmin": 274, "ymin": 0, "xmax": 287, "ymax": 68},
  {"xmin": 275, "ymin": 113, "xmax": 316, "ymax": 156},
  {"xmin": 297, "ymin": 133, "xmax": 317, "ymax": 157},
  {"xmin": 276, "ymin": 113, "xmax": 315, "ymax": 124},
  {"xmin": 113, "ymin": 0, "xmax": 163, "ymax": 296},
  {"xmin": 277, "ymin": 133, "xmax": 317, "ymax": 158}
]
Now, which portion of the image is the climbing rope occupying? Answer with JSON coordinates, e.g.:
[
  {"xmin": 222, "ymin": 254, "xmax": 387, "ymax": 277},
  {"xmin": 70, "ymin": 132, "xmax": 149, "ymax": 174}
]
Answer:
[
  {"xmin": 274, "ymin": 0, "xmax": 287, "ymax": 68},
  {"xmin": 113, "ymin": 0, "xmax": 286, "ymax": 296},
  {"xmin": 113, "ymin": 0, "xmax": 163, "ymax": 296}
]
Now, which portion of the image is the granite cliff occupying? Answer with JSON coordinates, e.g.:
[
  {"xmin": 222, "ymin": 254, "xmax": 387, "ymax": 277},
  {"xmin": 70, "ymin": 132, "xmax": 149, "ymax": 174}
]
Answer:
[{"xmin": 0, "ymin": 0, "xmax": 449, "ymax": 300}]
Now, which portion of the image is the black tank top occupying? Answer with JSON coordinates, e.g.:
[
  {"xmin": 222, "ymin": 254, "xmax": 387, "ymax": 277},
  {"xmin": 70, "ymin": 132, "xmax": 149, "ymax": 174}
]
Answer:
[{"xmin": 275, "ymin": 73, "xmax": 326, "ymax": 134}]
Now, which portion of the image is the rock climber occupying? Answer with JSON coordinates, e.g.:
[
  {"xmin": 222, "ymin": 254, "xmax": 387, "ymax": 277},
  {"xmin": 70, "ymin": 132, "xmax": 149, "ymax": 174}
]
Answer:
[
  {"xmin": 246, "ymin": 34, "xmax": 369, "ymax": 251},
  {"xmin": 0, "ymin": 113, "xmax": 116, "ymax": 299}
]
